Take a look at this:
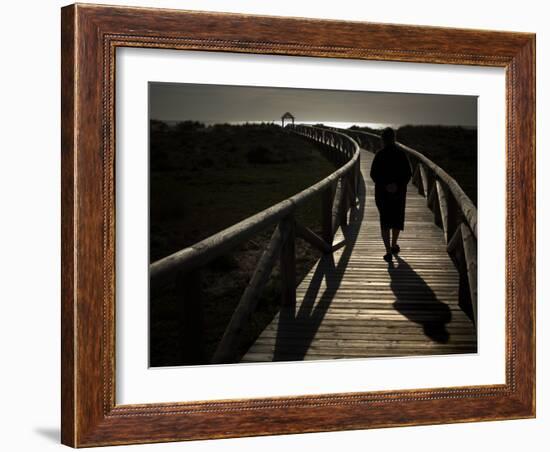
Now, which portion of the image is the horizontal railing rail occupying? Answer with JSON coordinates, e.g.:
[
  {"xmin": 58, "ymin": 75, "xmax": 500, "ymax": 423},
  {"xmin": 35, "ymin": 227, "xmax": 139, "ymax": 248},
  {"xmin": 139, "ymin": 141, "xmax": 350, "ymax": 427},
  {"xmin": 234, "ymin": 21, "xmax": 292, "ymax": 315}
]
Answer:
[
  {"xmin": 150, "ymin": 125, "xmax": 361, "ymax": 364},
  {"xmin": 345, "ymin": 128, "xmax": 478, "ymax": 326}
]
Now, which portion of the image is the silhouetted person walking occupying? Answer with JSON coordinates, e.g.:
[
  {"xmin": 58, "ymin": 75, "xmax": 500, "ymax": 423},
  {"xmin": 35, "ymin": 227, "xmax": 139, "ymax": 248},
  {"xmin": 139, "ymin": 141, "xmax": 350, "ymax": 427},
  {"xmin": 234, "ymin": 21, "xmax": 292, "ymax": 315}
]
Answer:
[{"xmin": 370, "ymin": 128, "xmax": 412, "ymax": 262}]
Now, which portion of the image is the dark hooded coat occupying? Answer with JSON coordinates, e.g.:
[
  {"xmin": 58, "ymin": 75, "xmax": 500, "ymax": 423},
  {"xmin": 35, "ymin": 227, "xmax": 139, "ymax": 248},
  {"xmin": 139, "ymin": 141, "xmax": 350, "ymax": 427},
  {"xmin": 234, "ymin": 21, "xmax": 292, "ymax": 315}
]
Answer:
[{"xmin": 369, "ymin": 144, "xmax": 412, "ymax": 230}]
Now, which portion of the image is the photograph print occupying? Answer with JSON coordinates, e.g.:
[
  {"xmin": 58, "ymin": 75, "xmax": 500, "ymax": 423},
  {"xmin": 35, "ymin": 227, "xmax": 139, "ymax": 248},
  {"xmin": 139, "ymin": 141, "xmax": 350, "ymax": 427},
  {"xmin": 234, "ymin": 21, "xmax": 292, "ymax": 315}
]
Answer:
[{"xmin": 149, "ymin": 83, "xmax": 478, "ymax": 367}]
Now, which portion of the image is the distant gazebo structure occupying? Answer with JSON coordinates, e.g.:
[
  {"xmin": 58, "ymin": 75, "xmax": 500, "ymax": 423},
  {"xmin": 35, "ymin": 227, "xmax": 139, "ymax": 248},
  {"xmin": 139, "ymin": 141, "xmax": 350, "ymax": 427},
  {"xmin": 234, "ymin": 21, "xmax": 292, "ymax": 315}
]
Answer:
[{"xmin": 281, "ymin": 112, "xmax": 295, "ymax": 128}]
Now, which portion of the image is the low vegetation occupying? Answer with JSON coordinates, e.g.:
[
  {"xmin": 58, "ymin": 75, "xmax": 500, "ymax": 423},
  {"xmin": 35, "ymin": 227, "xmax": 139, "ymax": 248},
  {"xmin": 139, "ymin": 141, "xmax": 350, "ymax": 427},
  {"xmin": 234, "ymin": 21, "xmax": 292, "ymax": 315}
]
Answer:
[{"xmin": 150, "ymin": 121, "xmax": 338, "ymax": 366}]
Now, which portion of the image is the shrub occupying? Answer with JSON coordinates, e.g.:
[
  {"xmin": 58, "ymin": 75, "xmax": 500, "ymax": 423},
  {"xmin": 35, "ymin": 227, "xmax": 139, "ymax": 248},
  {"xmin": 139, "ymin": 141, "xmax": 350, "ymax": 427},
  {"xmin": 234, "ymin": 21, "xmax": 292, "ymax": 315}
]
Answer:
[{"xmin": 246, "ymin": 145, "xmax": 272, "ymax": 164}]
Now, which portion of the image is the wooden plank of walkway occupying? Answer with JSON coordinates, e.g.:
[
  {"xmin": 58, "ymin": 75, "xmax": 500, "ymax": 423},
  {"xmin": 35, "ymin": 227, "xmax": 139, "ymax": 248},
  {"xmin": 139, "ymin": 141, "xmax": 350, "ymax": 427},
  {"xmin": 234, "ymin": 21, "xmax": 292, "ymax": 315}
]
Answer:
[{"xmin": 241, "ymin": 149, "xmax": 477, "ymax": 363}]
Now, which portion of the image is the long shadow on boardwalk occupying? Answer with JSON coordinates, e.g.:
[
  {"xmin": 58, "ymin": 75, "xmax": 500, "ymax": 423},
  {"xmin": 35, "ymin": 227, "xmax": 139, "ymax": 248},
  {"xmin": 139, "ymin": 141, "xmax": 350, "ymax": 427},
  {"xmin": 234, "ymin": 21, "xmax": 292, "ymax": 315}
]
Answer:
[
  {"xmin": 388, "ymin": 257, "xmax": 452, "ymax": 343},
  {"xmin": 273, "ymin": 177, "xmax": 366, "ymax": 361}
]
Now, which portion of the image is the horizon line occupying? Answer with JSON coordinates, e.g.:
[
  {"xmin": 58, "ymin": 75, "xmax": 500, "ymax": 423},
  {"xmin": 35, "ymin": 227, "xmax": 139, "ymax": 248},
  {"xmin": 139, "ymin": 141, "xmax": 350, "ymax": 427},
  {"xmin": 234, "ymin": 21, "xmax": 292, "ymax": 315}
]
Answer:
[{"xmin": 150, "ymin": 119, "xmax": 478, "ymax": 129}]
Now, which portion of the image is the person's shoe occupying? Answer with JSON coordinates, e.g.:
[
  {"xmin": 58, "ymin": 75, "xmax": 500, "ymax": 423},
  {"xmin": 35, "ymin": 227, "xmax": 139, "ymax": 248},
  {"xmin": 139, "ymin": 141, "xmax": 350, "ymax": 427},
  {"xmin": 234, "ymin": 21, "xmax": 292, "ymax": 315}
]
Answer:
[
  {"xmin": 391, "ymin": 244, "xmax": 400, "ymax": 255},
  {"xmin": 383, "ymin": 252, "xmax": 393, "ymax": 263}
]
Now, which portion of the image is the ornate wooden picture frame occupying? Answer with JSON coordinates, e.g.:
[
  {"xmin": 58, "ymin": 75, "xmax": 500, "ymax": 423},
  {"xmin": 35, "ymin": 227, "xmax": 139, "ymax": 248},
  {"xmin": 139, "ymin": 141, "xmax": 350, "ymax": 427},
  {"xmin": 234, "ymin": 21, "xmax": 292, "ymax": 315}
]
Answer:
[{"xmin": 61, "ymin": 3, "xmax": 535, "ymax": 447}]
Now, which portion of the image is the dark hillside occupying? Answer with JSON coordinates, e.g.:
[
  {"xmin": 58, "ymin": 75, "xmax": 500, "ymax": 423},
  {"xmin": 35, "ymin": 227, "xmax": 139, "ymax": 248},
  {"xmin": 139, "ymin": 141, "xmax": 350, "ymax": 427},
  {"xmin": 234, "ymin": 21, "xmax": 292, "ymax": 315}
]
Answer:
[
  {"xmin": 353, "ymin": 125, "xmax": 477, "ymax": 204},
  {"xmin": 393, "ymin": 125, "xmax": 477, "ymax": 205}
]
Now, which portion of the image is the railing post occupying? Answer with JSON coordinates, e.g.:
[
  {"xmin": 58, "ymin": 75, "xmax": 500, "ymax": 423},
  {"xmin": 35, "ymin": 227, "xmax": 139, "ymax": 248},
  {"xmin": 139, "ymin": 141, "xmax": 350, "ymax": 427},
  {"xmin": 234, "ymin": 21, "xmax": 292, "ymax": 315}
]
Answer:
[
  {"xmin": 411, "ymin": 160, "xmax": 420, "ymax": 187},
  {"xmin": 436, "ymin": 180, "xmax": 449, "ymax": 242},
  {"xmin": 175, "ymin": 269, "xmax": 204, "ymax": 364},
  {"xmin": 461, "ymin": 223, "xmax": 478, "ymax": 326},
  {"xmin": 418, "ymin": 163, "xmax": 429, "ymax": 197},
  {"xmin": 331, "ymin": 177, "xmax": 347, "ymax": 234},
  {"xmin": 355, "ymin": 156, "xmax": 360, "ymax": 196},
  {"xmin": 447, "ymin": 223, "xmax": 476, "ymax": 326},
  {"xmin": 279, "ymin": 215, "xmax": 296, "ymax": 308},
  {"xmin": 427, "ymin": 175, "xmax": 439, "ymax": 218},
  {"xmin": 446, "ymin": 192, "xmax": 461, "ymax": 245},
  {"xmin": 322, "ymin": 184, "xmax": 334, "ymax": 244},
  {"xmin": 339, "ymin": 177, "xmax": 349, "ymax": 227},
  {"xmin": 347, "ymin": 167, "xmax": 357, "ymax": 208}
]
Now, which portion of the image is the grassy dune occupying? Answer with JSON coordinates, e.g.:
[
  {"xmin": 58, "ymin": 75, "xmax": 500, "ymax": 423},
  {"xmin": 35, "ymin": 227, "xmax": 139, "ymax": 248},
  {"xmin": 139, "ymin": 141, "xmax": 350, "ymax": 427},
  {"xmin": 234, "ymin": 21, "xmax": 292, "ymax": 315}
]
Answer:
[{"xmin": 149, "ymin": 122, "xmax": 339, "ymax": 366}]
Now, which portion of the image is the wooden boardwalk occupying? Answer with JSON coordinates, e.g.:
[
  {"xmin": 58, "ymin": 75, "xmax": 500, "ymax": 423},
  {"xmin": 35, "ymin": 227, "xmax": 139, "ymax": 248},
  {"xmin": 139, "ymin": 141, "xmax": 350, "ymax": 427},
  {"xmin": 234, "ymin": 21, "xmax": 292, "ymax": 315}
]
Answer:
[{"xmin": 242, "ymin": 149, "xmax": 477, "ymax": 362}]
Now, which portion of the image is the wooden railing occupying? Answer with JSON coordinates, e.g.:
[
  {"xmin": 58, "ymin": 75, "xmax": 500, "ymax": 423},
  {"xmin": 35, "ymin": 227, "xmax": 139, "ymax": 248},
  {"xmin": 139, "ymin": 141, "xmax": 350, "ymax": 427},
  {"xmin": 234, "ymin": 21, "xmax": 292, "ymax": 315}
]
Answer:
[
  {"xmin": 346, "ymin": 129, "xmax": 478, "ymax": 326},
  {"xmin": 150, "ymin": 125, "xmax": 361, "ymax": 364}
]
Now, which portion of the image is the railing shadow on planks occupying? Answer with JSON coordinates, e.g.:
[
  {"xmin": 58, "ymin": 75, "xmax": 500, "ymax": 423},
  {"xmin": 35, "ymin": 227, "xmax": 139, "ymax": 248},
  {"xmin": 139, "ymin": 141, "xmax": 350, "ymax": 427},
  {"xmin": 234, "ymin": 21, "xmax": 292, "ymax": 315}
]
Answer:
[
  {"xmin": 149, "ymin": 125, "xmax": 361, "ymax": 365},
  {"xmin": 344, "ymin": 128, "xmax": 478, "ymax": 328}
]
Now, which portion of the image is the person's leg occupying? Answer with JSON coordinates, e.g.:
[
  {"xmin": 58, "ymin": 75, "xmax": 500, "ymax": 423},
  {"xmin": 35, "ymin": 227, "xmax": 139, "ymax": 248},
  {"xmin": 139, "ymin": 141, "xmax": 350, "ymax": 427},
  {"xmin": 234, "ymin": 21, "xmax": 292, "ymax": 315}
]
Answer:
[
  {"xmin": 381, "ymin": 227, "xmax": 391, "ymax": 261},
  {"xmin": 391, "ymin": 228, "xmax": 400, "ymax": 247},
  {"xmin": 376, "ymin": 190, "xmax": 392, "ymax": 261}
]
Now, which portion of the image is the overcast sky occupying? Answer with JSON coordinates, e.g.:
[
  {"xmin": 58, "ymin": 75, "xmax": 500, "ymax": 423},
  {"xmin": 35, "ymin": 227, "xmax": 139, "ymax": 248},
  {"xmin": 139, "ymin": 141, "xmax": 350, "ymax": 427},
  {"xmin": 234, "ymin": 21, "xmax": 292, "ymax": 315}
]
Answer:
[{"xmin": 149, "ymin": 82, "xmax": 477, "ymax": 128}]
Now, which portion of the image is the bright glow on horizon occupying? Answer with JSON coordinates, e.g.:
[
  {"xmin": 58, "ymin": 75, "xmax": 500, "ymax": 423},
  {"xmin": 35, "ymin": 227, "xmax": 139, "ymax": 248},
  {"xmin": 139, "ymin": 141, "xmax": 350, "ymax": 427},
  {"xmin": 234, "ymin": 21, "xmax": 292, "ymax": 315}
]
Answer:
[
  {"xmin": 160, "ymin": 120, "xmax": 397, "ymax": 129},
  {"xmin": 158, "ymin": 119, "xmax": 476, "ymax": 130},
  {"xmin": 300, "ymin": 121, "xmax": 396, "ymax": 130}
]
